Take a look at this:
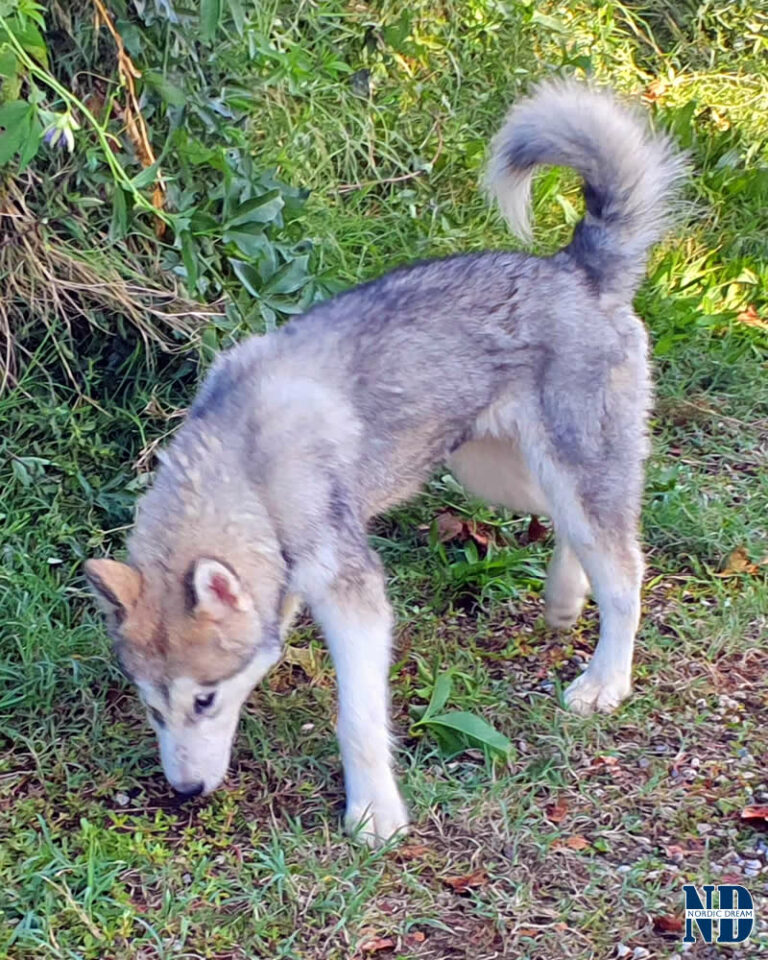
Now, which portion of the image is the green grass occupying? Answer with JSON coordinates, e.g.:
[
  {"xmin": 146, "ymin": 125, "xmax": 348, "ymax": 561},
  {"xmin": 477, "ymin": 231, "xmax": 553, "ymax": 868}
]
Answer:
[{"xmin": 1, "ymin": 1, "xmax": 768, "ymax": 957}]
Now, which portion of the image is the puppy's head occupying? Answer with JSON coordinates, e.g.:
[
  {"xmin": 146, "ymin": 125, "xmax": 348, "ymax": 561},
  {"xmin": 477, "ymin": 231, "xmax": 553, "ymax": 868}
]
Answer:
[{"xmin": 85, "ymin": 556, "xmax": 282, "ymax": 797}]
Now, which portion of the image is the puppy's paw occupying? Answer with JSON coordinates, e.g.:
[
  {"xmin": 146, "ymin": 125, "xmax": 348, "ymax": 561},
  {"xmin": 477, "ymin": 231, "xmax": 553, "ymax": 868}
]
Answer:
[
  {"xmin": 544, "ymin": 601, "xmax": 583, "ymax": 631},
  {"xmin": 564, "ymin": 669, "xmax": 631, "ymax": 716},
  {"xmin": 345, "ymin": 788, "xmax": 409, "ymax": 847}
]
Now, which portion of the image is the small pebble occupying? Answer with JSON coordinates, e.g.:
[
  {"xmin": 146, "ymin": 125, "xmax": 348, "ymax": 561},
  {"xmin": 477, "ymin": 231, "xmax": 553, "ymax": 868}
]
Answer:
[
  {"xmin": 633, "ymin": 948, "xmax": 650, "ymax": 960},
  {"xmin": 616, "ymin": 944, "xmax": 630, "ymax": 958},
  {"xmin": 114, "ymin": 792, "xmax": 130, "ymax": 807},
  {"xmin": 301, "ymin": 722, "xmax": 315, "ymax": 732},
  {"xmin": 638, "ymin": 757, "xmax": 650, "ymax": 769}
]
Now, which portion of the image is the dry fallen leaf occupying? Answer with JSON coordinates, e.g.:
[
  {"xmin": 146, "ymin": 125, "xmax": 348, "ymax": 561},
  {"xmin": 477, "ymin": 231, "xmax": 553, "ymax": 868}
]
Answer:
[
  {"xmin": 642, "ymin": 78, "xmax": 667, "ymax": 102},
  {"xmin": 283, "ymin": 644, "xmax": 324, "ymax": 679},
  {"xmin": 664, "ymin": 844, "xmax": 686, "ymax": 861},
  {"xmin": 564, "ymin": 835, "xmax": 590, "ymax": 850},
  {"xmin": 741, "ymin": 805, "xmax": 768, "ymax": 821},
  {"xmin": 593, "ymin": 754, "xmax": 620, "ymax": 767},
  {"xmin": 404, "ymin": 932, "xmax": 426, "ymax": 946},
  {"xmin": 715, "ymin": 547, "xmax": 761, "ymax": 577},
  {"xmin": 443, "ymin": 869, "xmax": 488, "ymax": 893},
  {"xmin": 736, "ymin": 305, "xmax": 768, "ymax": 331},
  {"xmin": 435, "ymin": 512, "xmax": 497, "ymax": 550},
  {"xmin": 654, "ymin": 915, "xmax": 684, "ymax": 935},
  {"xmin": 546, "ymin": 798, "xmax": 568, "ymax": 823},
  {"xmin": 523, "ymin": 514, "xmax": 549, "ymax": 544},
  {"xmin": 396, "ymin": 843, "xmax": 430, "ymax": 860},
  {"xmin": 360, "ymin": 937, "xmax": 395, "ymax": 954},
  {"xmin": 436, "ymin": 511, "xmax": 466, "ymax": 542}
]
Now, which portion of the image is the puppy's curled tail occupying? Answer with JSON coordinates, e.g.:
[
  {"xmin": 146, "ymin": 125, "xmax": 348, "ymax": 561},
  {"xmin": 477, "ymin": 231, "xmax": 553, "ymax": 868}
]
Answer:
[{"xmin": 486, "ymin": 80, "xmax": 685, "ymax": 294}]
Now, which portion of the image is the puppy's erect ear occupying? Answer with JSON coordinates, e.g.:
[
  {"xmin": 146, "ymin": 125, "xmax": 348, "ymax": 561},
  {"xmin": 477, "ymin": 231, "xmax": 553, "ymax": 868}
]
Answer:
[
  {"xmin": 84, "ymin": 559, "xmax": 142, "ymax": 619},
  {"xmin": 193, "ymin": 558, "xmax": 253, "ymax": 621}
]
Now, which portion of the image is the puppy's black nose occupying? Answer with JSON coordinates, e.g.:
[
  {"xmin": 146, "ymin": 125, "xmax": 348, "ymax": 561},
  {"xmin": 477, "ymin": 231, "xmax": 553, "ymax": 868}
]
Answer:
[{"xmin": 173, "ymin": 781, "xmax": 204, "ymax": 798}]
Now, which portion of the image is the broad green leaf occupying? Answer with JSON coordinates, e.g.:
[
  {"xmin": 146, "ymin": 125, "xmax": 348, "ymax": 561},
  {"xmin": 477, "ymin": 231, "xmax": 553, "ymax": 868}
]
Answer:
[
  {"xmin": 227, "ymin": 0, "xmax": 245, "ymax": 35},
  {"xmin": 0, "ymin": 44, "xmax": 16, "ymax": 78},
  {"xmin": 200, "ymin": 325, "xmax": 219, "ymax": 364},
  {"xmin": 261, "ymin": 255, "xmax": 309, "ymax": 295},
  {"xmin": 143, "ymin": 72, "xmax": 186, "ymax": 108},
  {"xmin": 429, "ymin": 726, "xmax": 465, "ymax": 756},
  {"xmin": 18, "ymin": 109, "xmax": 41, "ymax": 170},
  {"xmin": 12, "ymin": 19, "xmax": 48, "ymax": 67},
  {"xmin": 422, "ymin": 711, "xmax": 512, "ymax": 757},
  {"xmin": 262, "ymin": 296, "xmax": 309, "ymax": 315},
  {"xmin": 110, "ymin": 187, "xmax": 128, "ymax": 240},
  {"xmin": 260, "ymin": 302, "xmax": 277, "ymax": 331},
  {"xmin": 226, "ymin": 190, "xmax": 284, "ymax": 227},
  {"xmin": 180, "ymin": 231, "xmax": 199, "ymax": 294},
  {"xmin": 200, "ymin": 0, "xmax": 221, "ymax": 44},
  {"xmin": 223, "ymin": 223, "xmax": 269, "ymax": 258},
  {"xmin": 130, "ymin": 160, "xmax": 162, "ymax": 189},
  {"xmin": 0, "ymin": 99, "xmax": 31, "ymax": 165},
  {"xmin": 424, "ymin": 672, "xmax": 452, "ymax": 719},
  {"xmin": 188, "ymin": 210, "xmax": 219, "ymax": 235},
  {"xmin": 230, "ymin": 258, "xmax": 262, "ymax": 298}
]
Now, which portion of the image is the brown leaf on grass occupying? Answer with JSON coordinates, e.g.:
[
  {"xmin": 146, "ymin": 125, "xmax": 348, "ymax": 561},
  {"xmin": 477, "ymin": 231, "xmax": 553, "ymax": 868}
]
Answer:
[
  {"xmin": 593, "ymin": 754, "xmax": 620, "ymax": 767},
  {"xmin": 517, "ymin": 927, "xmax": 540, "ymax": 938},
  {"xmin": 360, "ymin": 937, "xmax": 395, "ymax": 954},
  {"xmin": 283, "ymin": 644, "xmax": 324, "ymax": 679},
  {"xmin": 526, "ymin": 515, "xmax": 549, "ymax": 544},
  {"xmin": 396, "ymin": 843, "xmax": 430, "ymax": 860},
  {"xmin": 715, "ymin": 547, "xmax": 762, "ymax": 577},
  {"xmin": 546, "ymin": 798, "xmax": 568, "ymax": 823},
  {"xmin": 404, "ymin": 932, "xmax": 426, "ymax": 946},
  {"xmin": 664, "ymin": 844, "xmax": 686, "ymax": 861},
  {"xmin": 435, "ymin": 512, "xmax": 497, "ymax": 550},
  {"xmin": 436, "ymin": 511, "xmax": 465, "ymax": 542},
  {"xmin": 467, "ymin": 520, "xmax": 491, "ymax": 547},
  {"xmin": 736, "ymin": 305, "xmax": 768, "ymax": 331},
  {"xmin": 564, "ymin": 835, "xmax": 590, "ymax": 850},
  {"xmin": 654, "ymin": 915, "xmax": 684, "ymax": 935},
  {"xmin": 443, "ymin": 869, "xmax": 488, "ymax": 893},
  {"xmin": 741, "ymin": 805, "xmax": 768, "ymax": 821},
  {"xmin": 642, "ymin": 78, "xmax": 667, "ymax": 103}
]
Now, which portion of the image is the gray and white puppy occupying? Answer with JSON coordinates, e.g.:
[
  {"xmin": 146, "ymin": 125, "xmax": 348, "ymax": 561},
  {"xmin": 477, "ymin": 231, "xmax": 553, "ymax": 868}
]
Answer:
[{"xmin": 86, "ymin": 81, "xmax": 683, "ymax": 843}]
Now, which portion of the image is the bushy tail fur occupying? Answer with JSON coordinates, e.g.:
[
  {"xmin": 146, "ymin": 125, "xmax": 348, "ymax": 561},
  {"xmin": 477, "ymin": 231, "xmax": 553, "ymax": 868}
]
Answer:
[{"xmin": 486, "ymin": 80, "xmax": 685, "ymax": 294}]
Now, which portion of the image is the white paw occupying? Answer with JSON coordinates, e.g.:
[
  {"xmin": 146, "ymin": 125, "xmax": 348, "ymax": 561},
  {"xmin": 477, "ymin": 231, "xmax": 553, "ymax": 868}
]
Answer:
[
  {"xmin": 544, "ymin": 602, "xmax": 583, "ymax": 631},
  {"xmin": 345, "ymin": 788, "xmax": 409, "ymax": 847},
  {"xmin": 564, "ymin": 669, "xmax": 631, "ymax": 716}
]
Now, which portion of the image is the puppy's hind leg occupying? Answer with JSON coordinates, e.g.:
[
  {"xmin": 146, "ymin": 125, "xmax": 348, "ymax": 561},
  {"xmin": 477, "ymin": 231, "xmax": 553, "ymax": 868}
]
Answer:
[
  {"xmin": 308, "ymin": 560, "xmax": 408, "ymax": 845},
  {"xmin": 544, "ymin": 537, "xmax": 590, "ymax": 630},
  {"xmin": 562, "ymin": 529, "xmax": 642, "ymax": 715},
  {"xmin": 522, "ymin": 441, "xmax": 644, "ymax": 715}
]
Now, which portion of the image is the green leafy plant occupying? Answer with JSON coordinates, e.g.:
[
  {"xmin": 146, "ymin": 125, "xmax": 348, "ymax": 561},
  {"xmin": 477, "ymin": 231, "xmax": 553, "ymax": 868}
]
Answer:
[{"xmin": 410, "ymin": 667, "xmax": 512, "ymax": 760}]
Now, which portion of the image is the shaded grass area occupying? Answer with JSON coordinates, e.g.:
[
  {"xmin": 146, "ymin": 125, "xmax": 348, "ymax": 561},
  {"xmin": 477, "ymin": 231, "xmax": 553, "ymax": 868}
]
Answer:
[{"xmin": 1, "ymin": 1, "xmax": 767, "ymax": 958}]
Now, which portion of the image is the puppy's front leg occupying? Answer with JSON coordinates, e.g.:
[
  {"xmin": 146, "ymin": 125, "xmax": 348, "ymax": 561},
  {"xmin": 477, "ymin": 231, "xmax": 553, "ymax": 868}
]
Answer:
[{"xmin": 310, "ymin": 565, "xmax": 408, "ymax": 845}]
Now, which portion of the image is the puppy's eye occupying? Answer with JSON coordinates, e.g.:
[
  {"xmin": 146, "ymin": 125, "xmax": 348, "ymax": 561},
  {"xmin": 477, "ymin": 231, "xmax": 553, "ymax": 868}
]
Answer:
[
  {"xmin": 148, "ymin": 707, "xmax": 165, "ymax": 728},
  {"xmin": 194, "ymin": 691, "xmax": 216, "ymax": 714}
]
